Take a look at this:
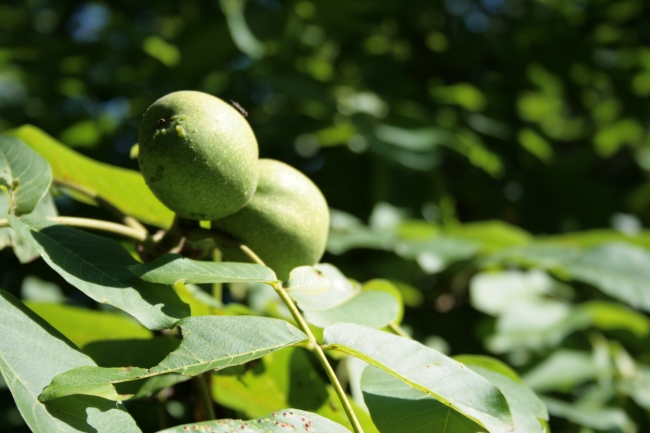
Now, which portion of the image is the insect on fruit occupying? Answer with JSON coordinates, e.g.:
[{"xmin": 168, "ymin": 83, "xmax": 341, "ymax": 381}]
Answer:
[{"xmin": 230, "ymin": 100, "xmax": 248, "ymax": 117}]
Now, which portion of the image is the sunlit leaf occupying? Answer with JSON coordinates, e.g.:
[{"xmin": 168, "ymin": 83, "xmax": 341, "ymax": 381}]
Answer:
[
  {"xmin": 323, "ymin": 323, "xmax": 513, "ymax": 432},
  {"xmin": 395, "ymin": 236, "xmax": 479, "ymax": 274},
  {"xmin": 361, "ymin": 366, "xmax": 486, "ymax": 433},
  {"xmin": 130, "ymin": 253, "xmax": 278, "ymax": 284},
  {"xmin": 304, "ymin": 290, "xmax": 399, "ymax": 329},
  {"xmin": 444, "ymin": 221, "xmax": 531, "ymax": 252},
  {"xmin": 487, "ymin": 299, "xmax": 590, "ymax": 353},
  {"xmin": 481, "ymin": 243, "xmax": 579, "ymax": 270},
  {"xmin": 40, "ymin": 316, "xmax": 307, "ymax": 401},
  {"xmin": 0, "ymin": 289, "xmax": 141, "ymax": 433},
  {"xmin": 579, "ymin": 300, "xmax": 650, "ymax": 337},
  {"xmin": 456, "ymin": 356, "xmax": 549, "ymax": 433},
  {"xmin": 5, "ymin": 125, "xmax": 174, "ymax": 228},
  {"xmin": 26, "ymin": 302, "xmax": 152, "ymax": 348},
  {"xmin": 522, "ymin": 350, "xmax": 599, "ymax": 393},
  {"xmin": 287, "ymin": 263, "xmax": 354, "ymax": 311},
  {"xmin": 543, "ymin": 397, "xmax": 633, "ymax": 431},
  {"xmin": 9, "ymin": 214, "xmax": 189, "ymax": 330},
  {"xmin": 470, "ymin": 269, "xmax": 557, "ymax": 316},
  {"xmin": 0, "ymin": 135, "xmax": 51, "ymax": 216},
  {"xmin": 565, "ymin": 243, "xmax": 650, "ymax": 311}
]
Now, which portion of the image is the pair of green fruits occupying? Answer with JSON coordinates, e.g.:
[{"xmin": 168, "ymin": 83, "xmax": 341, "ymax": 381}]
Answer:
[{"xmin": 138, "ymin": 91, "xmax": 329, "ymax": 280}]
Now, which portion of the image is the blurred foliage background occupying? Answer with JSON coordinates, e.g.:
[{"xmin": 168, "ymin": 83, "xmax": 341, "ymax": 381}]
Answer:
[{"xmin": 2, "ymin": 0, "xmax": 650, "ymax": 432}]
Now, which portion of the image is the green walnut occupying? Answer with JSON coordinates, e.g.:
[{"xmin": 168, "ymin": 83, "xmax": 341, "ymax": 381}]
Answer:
[
  {"xmin": 138, "ymin": 91, "xmax": 259, "ymax": 221},
  {"xmin": 212, "ymin": 159, "xmax": 329, "ymax": 281}
]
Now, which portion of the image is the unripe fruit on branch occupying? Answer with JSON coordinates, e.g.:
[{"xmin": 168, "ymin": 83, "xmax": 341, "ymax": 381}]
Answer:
[
  {"xmin": 212, "ymin": 159, "xmax": 329, "ymax": 281},
  {"xmin": 138, "ymin": 91, "xmax": 259, "ymax": 221}
]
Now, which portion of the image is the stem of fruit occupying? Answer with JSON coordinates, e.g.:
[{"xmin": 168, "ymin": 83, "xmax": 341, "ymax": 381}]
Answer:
[{"xmin": 0, "ymin": 216, "xmax": 150, "ymax": 243}]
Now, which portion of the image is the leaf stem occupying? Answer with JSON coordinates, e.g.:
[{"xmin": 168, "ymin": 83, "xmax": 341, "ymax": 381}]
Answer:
[
  {"xmin": 389, "ymin": 322, "xmax": 411, "ymax": 339},
  {"xmin": 53, "ymin": 179, "xmax": 150, "ymax": 234},
  {"xmin": 0, "ymin": 216, "xmax": 149, "ymax": 243},
  {"xmin": 193, "ymin": 374, "xmax": 215, "ymax": 420}
]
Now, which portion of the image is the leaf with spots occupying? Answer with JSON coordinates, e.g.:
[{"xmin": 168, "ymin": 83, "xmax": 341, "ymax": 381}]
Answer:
[
  {"xmin": 8, "ymin": 214, "xmax": 189, "ymax": 330},
  {"xmin": 0, "ymin": 135, "xmax": 52, "ymax": 216},
  {"xmin": 323, "ymin": 323, "xmax": 514, "ymax": 433},
  {"xmin": 154, "ymin": 408, "xmax": 351, "ymax": 432},
  {"xmin": 40, "ymin": 316, "xmax": 308, "ymax": 401}
]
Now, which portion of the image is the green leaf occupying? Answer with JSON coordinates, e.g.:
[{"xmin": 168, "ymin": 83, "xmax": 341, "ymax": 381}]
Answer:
[
  {"xmin": 287, "ymin": 264, "xmax": 399, "ymax": 328},
  {"xmin": 9, "ymin": 214, "xmax": 189, "ymax": 330},
  {"xmin": 487, "ymin": 299, "xmax": 591, "ymax": 353},
  {"xmin": 579, "ymin": 300, "xmax": 650, "ymax": 337},
  {"xmin": 213, "ymin": 347, "xmax": 379, "ymax": 433},
  {"xmin": 395, "ymin": 236, "xmax": 479, "ymax": 273},
  {"xmin": 5, "ymin": 125, "xmax": 174, "ymax": 228},
  {"xmin": 626, "ymin": 366, "xmax": 650, "ymax": 409},
  {"xmin": 154, "ymin": 409, "xmax": 352, "ymax": 433},
  {"xmin": 470, "ymin": 269, "xmax": 557, "ymax": 316},
  {"xmin": 542, "ymin": 229, "xmax": 650, "ymax": 250},
  {"xmin": 305, "ymin": 291, "xmax": 399, "ymax": 328},
  {"xmin": 25, "ymin": 302, "xmax": 152, "ymax": 348},
  {"xmin": 522, "ymin": 350, "xmax": 599, "ymax": 393},
  {"xmin": 287, "ymin": 264, "xmax": 355, "ymax": 311},
  {"xmin": 0, "ymin": 191, "xmax": 57, "ymax": 263},
  {"xmin": 361, "ymin": 366, "xmax": 486, "ymax": 433},
  {"xmin": 323, "ymin": 323, "xmax": 514, "ymax": 432},
  {"xmin": 456, "ymin": 356, "xmax": 549, "ymax": 433},
  {"xmin": 564, "ymin": 243, "xmax": 650, "ymax": 311},
  {"xmin": 0, "ymin": 289, "xmax": 141, "ymax": 433},
  {"xmin": 0, "ymin": 135, "xmax": 52, "ymax": 216},
  {"xmin": 444, "ymin": 220, "xmax": 531, "ymax": 252},
  {"xmin": 481, "ymin": 243, "xmax": 580, "ymax": 270},
  {"xmin": 361, "ymin": 279, "xmax": 405, "ymax": 323},
  {"xmin": 40, "ymin": 316, "xmax": 308, "ymax": 401},
  {"xmin": 327, "ymin": 209, "xmax": 392, "ymax": 254},
  {"xmin": 543, "ymin": 397, "xmax": 633, "ymax": 431},
  {"xmin": 130, "ymin": 253, "xmax": 278, "ymax": 284}
]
